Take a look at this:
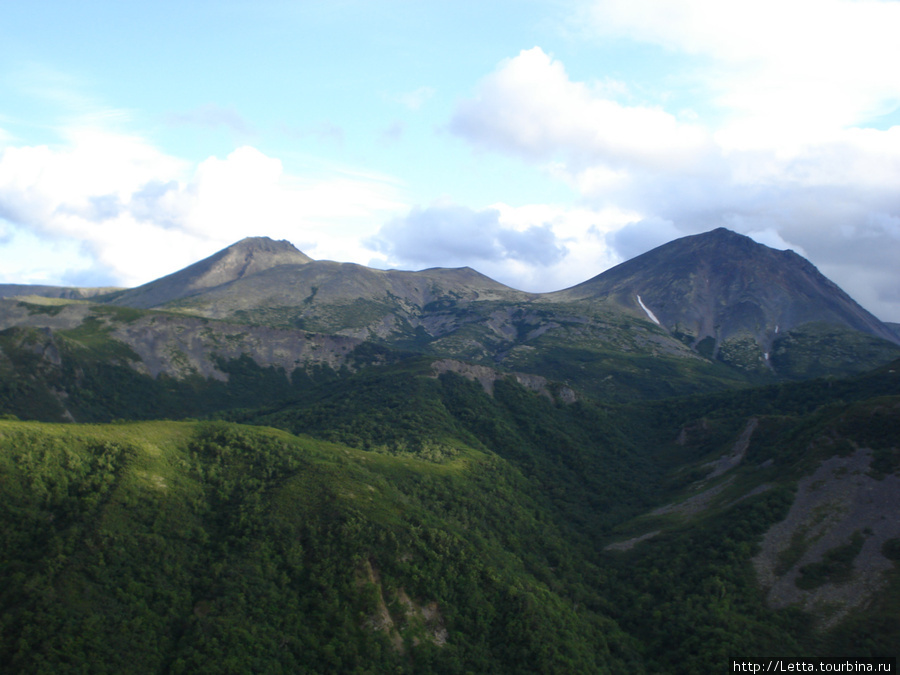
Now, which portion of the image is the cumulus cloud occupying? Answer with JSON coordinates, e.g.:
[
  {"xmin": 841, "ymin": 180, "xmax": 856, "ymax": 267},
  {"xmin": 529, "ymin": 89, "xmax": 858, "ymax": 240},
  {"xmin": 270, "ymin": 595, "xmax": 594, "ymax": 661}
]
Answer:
[
  {"xmin": 369, "ymin": 202, "xmax": 631, "ymax": 291},
  {"xmin": 370, "ymin": 204, "xmax": 567, "ymax": 268},
  {"xmin": 609, "ymin": 218, "xmax": 682, "ymax": 261},
  {"xmin": 449, "ymin": 26, "xmax": 900, "ymax": 320},
  {"xmin": 0, "ymin": 130, "xmax": 407, "ymax": 287},
  {"xmin": 745, "ymin": 228, "xmax": 804, "ymax": 255},
  {"xmin": 450, "ymin": 47, "xmax": 715, "ymax": 174}
]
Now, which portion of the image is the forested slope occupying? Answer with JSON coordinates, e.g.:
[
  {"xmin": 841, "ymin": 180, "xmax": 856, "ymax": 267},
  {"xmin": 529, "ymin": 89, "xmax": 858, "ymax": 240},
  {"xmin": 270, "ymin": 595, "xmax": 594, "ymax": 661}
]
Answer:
[
  {"xmin": 1, "ymin": 357, "xmax": 899, "ymax": 672},
  {"xmin": 0, "ymin": 419, "xmax": 641, "ymax": 674}
]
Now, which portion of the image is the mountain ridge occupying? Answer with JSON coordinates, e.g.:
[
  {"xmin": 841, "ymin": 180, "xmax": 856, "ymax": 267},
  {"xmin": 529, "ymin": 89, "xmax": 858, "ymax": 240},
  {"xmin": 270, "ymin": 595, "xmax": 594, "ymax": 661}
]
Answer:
[
  {"xmin": 3, "ymin": 229, "xmax": 898, "ymax": 388},
  {"xmin": 36, "ymin": 229, "xmax": 900, "ymax": 344}
]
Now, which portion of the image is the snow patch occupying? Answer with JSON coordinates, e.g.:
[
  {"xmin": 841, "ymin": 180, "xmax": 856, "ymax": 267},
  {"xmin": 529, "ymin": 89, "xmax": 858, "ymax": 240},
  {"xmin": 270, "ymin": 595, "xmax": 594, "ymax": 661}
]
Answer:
[{"xmin": 636, "ymin": 295, "xmax": 661, "ymax": 326}]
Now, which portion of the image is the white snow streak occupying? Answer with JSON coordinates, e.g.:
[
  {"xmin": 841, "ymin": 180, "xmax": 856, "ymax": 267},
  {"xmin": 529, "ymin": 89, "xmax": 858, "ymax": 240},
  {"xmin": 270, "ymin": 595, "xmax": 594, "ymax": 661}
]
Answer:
[{"xmin": 636, "ymin": 295, "xmax": 661, "ymax": 326}]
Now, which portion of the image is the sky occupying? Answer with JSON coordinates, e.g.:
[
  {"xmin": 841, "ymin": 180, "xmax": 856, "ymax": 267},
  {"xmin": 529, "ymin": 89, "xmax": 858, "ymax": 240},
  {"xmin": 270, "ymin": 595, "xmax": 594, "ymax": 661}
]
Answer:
[{"xmin": 2, "ymin": 0, "xmax": 900, "ymax": 322}]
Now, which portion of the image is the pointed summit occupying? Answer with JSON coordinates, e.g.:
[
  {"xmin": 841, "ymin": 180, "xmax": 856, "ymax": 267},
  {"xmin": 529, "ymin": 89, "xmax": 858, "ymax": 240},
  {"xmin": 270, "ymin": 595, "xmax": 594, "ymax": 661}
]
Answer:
[
  {"xmin": 213, "ymin": 237, "xmax": 313, "ymax": 281},
  {"xmin": 552, "ymin": 227, "xmax": 898, "ymax": 362},
  {"xmin": 108, "ymin": 237, "xmax": 313, "ymax": 309}
]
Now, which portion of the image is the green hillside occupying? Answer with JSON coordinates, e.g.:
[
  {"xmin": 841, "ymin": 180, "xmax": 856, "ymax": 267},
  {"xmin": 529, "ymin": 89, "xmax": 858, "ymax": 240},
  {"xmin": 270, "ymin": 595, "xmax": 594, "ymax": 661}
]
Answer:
[
  {"xmin": 0, "ymin": 419, "xmax": 641, "ymax": 674},
  {"xmin": 2, "ymin": 357, "xmax": 898, "ymax": 672}
]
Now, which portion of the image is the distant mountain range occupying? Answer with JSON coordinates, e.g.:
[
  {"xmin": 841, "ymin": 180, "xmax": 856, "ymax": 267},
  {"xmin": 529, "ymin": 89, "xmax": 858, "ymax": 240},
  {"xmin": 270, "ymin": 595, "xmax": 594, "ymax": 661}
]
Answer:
[
  {"xmin": 103, "ymin": 236, "xmax": 314, "ymax": 309},
  {"xmin": 1, "ymin": 229, "xmax": 898, "ymax": 404},
  {"xmin": 103, "ymin": 228, "xmax": 900, "ymax": 350}
]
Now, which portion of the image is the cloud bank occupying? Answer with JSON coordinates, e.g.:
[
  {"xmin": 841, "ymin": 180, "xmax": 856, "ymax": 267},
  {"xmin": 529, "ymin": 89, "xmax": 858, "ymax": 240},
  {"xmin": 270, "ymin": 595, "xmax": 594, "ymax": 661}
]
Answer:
[
  {"xmin": 449, "ymin": 31, "xmax": 900, "ymax": 321},
  {"xmin": 0, "ymin": 129, "xmax": 406, "ymax": 287},
  {"xmin": 370, "ymin": 204, "xmax": 566, "ymax": 268}
]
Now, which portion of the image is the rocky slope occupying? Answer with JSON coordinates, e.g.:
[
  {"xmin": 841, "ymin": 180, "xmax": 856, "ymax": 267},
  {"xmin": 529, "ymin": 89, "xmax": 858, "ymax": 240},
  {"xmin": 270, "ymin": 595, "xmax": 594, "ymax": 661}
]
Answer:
[
  {"xmin": 112, "ymin": 230, "xmax": 900, "ymax": 376},
  {"xmin": 602, "ymin": 378, "xmax": 900, "ymax": 642},
  {"xmin": 104, "ymin": 236, "xmax": 313, "ymax": 309},
  {"xmin": 3, "ymin": 230, "xmax": 899, "ymax": 391}
]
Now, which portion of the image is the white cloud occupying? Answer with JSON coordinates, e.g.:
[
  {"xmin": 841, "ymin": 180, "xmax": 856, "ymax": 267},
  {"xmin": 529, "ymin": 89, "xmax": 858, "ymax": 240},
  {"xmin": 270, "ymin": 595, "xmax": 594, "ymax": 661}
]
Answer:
[
  {"xmin": 370, "ymin": 204, "xmax": 566, "ymax": 267},
  {"xmin": 585, "ymin": 0, "xmax": 900, "ymax": 144},
  {"xmin": 0, "ymin": 130, "xmax": 408, "ymax": 287},
  {"xmin": 449, "ymin": 33, "xmax": 900, "ymax": 321},
  {"xmin": 0, "ymin": 228, "xmax": 98, "ymax": 286},
  {"xmin": 608, "ymin": 217, "xmax": 682, "ymax": 261},
  {"xmin": 487, "ymin": 202, "xmax": 634, "ymax": 290},
  {"xmin": 0, "ymin": 128, "xmax": 186, "ymax": 229},
  {"xmin": 746, "ymin": 228, "xmax": 805, "ymax": 256},
  {"xmin": 450, "ymin": 47, "xmax": 714, "ymax": 174},
  {"xmin": 370, "ymin": 201, "xmax": 633, "ymax": 292}
]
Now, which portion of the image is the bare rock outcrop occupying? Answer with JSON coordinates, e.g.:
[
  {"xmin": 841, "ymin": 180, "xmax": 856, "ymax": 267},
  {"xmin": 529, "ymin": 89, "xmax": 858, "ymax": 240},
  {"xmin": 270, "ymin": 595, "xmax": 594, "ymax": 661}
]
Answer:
[
  {"xmin": 430, "ymin": 358, "xmax": 576, "ymax": 402},
  {"xmin": 111, "ymin": 315, "xmax": 362, "ymax": 380},
  {"xmin": 753, "ymin": 448, "xmax": 900, "ymax": 628}
]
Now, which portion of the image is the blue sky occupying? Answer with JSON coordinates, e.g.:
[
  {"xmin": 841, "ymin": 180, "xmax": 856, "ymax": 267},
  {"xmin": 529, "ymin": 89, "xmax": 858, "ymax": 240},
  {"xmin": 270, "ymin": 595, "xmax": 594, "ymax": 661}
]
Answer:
[{"xmin": 3, "ymin": 0, "xmax": 900, "ymax": 322}]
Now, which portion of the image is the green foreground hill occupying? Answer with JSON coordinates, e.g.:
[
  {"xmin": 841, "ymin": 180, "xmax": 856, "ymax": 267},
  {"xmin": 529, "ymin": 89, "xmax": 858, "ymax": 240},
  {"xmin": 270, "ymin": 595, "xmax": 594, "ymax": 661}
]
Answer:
[
  {"xmin": 0, "ymin": 416, "xmax": 639, "ymax": 674},
  {"xmin": 2, "ymin": 359, "xmax": 899, "ymax": 673}
]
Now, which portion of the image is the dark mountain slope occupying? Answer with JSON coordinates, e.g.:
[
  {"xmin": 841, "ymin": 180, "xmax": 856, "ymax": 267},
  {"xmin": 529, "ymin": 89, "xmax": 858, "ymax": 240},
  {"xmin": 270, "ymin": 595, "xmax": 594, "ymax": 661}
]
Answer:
[
  {"xmin": 601, "ymin": 367, "xmax": 900, "ymax": 667},
  {"xmin": 551, "ymin": 227, "xmax": 898, "ymax": 353}
]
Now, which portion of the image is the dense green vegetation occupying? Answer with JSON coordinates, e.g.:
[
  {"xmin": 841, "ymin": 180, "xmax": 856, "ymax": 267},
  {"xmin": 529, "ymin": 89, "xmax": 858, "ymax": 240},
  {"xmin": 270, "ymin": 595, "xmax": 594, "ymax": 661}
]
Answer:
[
  {"xmin": 224, "ymin": 365, "xmax": 666, "ymax": 536},
  {"xmin": 771, "ymin": 323, "xmax": 900, "ymax": 379},
  {"xmin": 1, "ymin": 326, "xmax": 899, "ymax": 671},
  {"xmin": 604, "ymin": 487, "xmax": 806, "ymax": 673},
  {"xmin": 0, "ymin": 420, "xmax": 643, "ymax": 673}
]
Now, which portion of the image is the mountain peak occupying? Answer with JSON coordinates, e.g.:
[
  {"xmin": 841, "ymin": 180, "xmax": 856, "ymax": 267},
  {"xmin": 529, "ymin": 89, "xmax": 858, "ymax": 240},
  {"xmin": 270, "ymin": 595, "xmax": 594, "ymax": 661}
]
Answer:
[
  {"xmin": 228, "ymin": 236, "xmax": 312, "ymax": 261},
  {"xmin": 108, "ymin": 236, "xmax": 313, "ymax": 309},
  {"xmin": 672, "ymin": 227, "xmax": 767, "ymax": 256},
  {"xmin": 554, "ymin": 227, "xmax": 898, "ymax": 357}
]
